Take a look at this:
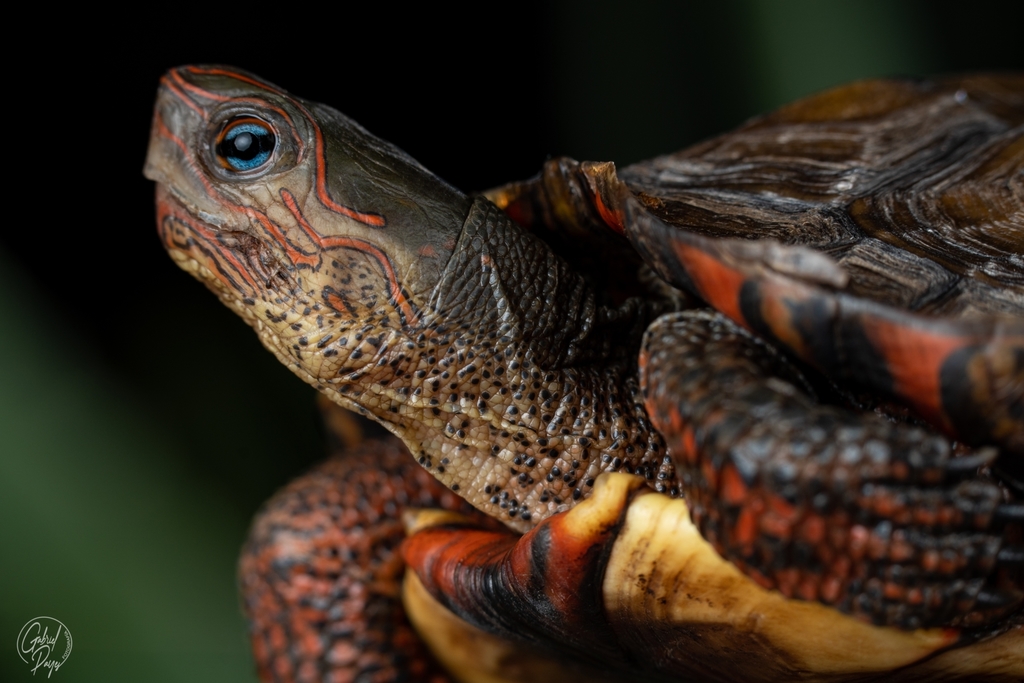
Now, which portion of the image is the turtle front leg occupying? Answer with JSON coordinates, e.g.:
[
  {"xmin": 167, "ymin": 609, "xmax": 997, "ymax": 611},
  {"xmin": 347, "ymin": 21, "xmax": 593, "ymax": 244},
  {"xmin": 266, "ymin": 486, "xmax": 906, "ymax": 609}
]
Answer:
[{"xmin": 640, "ymin": 310, "xmax": 1024, "ymax": 630}]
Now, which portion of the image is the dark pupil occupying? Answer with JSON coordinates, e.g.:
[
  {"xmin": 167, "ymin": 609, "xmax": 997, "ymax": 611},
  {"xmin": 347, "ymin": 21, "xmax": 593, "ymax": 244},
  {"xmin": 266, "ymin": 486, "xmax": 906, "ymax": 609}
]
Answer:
[{"xmin": 217, "ymin": 122, "xmax": 275, "ymax": 170}]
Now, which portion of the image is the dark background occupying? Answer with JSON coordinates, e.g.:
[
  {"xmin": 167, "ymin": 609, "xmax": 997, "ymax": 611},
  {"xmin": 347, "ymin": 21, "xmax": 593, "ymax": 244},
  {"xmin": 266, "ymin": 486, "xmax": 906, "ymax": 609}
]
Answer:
[{"xmin": 2, "ymin": 2, "xmax": 1021, "ymax": 681}]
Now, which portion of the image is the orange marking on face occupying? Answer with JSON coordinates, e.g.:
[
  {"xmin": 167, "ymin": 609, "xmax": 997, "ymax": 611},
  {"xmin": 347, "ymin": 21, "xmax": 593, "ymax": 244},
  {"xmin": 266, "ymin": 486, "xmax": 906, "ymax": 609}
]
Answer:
[
  {"xmin": 157, "ymin": 110, "xmax": 315, "ymax": 276},
  {"xmin": 172, "ymin": 82, "xmax": 304, "ymax": 161},
  {"xmin": 182, "ymin": 66, "xmax": 280, "ymax": 93},
  {"xmin": 170, "ymin": 69, "xmax": 230, "ymax": 102},
  {"xmin": 159, "ymin": 75, "xmax": 207, "ymax": 118},
  {"xmin": 280, "ymin": 189, "xmax": 417, "ymax": 324},
  {"xmin": 157, "ymin": 198, "xmax": 259, "ymax": 294},
  {"xmin": 308, "ymin": 123, "xmax": 387, "ymax": 227},
  {"xmin": 673, "ymin": 244, "xmax": 747, "ymax": 326},
  {"xmin": 246, "ymin": 209, "xmax": 320, "ymax": 268},
  {"xmin": 318, "ymin": 235, "xmax": 416, "ymax": 324},
  {"xmin": 418, "ymin": 244, "xmax": 438, "ymax": 258},
  {"xmin": 168, "ymin": 70, "xmax": 305, "ymax": 158},
  {"xmin": 861, "ymin": 316, "xmax": 967, "ymax": 432},
  {"xmin": 153, "ymin": 113, "xmax": 221, "ymax": 202},
  {"xmin": 179, "ymin": 67, "xmax": 383, "ymax": 226},
  {"xmin": 230, "ymin": 98, "xmax": 304, "ymax": 158}
]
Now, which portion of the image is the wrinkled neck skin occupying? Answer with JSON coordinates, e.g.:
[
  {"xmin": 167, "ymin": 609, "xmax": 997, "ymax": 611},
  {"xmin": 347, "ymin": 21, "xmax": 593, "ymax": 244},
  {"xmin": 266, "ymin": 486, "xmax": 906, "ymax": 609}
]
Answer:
[
  {"xmin": 144, "ymin": 66, "xmax": 673, "ymax": 532},
  {"xmin": 318, "ymin": 198, "xmax": 675, "ymax": 531}
]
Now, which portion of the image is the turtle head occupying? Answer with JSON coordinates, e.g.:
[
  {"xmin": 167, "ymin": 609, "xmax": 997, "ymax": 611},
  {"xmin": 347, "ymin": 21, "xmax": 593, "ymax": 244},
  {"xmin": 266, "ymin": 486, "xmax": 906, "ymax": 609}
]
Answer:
[
  {"xmin": 146, "ymin": 67, "xmax": 668, "ymax": 528},
  {"xmin": 144, "ymin": 65, "xmax": 471, "ymax": 387}
]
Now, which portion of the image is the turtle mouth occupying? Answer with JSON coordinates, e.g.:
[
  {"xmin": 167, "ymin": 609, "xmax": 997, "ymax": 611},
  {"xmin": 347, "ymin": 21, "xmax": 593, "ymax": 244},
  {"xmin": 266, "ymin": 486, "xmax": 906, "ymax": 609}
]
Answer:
[{"xmin": 155, "ymin": 184, "xmax": 296, "ymax": 300}]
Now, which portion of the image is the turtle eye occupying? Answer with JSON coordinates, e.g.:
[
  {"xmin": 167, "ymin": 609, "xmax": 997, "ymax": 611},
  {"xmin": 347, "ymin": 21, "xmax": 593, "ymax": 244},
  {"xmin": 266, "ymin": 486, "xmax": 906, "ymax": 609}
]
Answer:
[{"xmin": 214, "ymin": 117, "xmax": 276, "ymax": 172}]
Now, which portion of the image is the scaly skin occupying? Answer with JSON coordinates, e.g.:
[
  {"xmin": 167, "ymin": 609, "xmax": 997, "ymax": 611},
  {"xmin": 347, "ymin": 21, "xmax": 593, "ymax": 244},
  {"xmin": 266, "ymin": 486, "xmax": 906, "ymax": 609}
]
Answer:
[
  {"xmin": 240, "ymin": 434, "xmax": 464, "ymax": 683},
  {"xmin": 144, "ymin": 66, "xmax": 675, "ymax": 533}
]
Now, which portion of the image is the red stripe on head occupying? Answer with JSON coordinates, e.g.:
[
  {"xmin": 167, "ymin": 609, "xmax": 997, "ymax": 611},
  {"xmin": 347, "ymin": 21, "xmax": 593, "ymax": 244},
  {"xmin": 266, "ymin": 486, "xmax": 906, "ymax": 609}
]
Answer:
[
  {"xmin": 181, "ymin": 66, "xmax": 282, "ymax": 93},
  {"xmin": 156, "ymin": 198, "xmax": 260, "ymax": 294},
  {"xmin": 280, "ymin": 189, "xmax": 417, "ymax": 325},
  {"xmin": 309, "ymin": 122, "xmax": 387, "ymax": 227},
  {"xmin": 160, "ymin": 75, "xmax": 207, "ymax": 118},
  {"xmin": 153, "ymin": 112, "xmax": 219, "ymax": 200},
  {"xmin": 180, "ymin": 67, "xmax": 386, "ymax": 227},
  {"xmin": 170, "ymin": 69, "xmax": 230, "ymax": 102}
]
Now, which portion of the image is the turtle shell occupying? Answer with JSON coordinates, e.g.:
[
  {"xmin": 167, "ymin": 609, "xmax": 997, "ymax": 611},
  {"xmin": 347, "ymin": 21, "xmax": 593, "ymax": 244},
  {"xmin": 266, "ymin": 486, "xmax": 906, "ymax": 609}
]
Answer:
[
  {"xmin": 488, "ymin": 74, "xmax": 1024, "ymax": 456},
  {"xmin": 621, "ymin": 75, "xmax": 1024, "ymax": 452},
  {"xmin": 621, "ymin": 74, "xmax": 1023, "ymax": 311}
]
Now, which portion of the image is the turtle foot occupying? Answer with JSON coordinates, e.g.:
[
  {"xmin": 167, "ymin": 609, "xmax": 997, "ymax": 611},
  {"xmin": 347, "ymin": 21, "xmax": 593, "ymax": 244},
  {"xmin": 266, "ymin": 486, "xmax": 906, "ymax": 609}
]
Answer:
[{"xmin": 640, "ymin": 310, "xmax": 1024, "ymax": 629}]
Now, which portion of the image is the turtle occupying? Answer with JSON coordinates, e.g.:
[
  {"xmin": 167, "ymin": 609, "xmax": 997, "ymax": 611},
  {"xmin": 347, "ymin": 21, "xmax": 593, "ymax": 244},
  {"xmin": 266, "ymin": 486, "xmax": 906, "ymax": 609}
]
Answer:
[{"xmin": 143, "ymin": 66, "xmax": 1024, "ymax": 682}]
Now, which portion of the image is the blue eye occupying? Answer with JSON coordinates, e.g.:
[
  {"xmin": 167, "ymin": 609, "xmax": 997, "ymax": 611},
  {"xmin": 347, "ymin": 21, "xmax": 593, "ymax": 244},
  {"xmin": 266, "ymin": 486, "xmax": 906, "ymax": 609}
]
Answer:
[{"xmin": 215, "ymin": 117, "xmax": 276, "ymax": 171}]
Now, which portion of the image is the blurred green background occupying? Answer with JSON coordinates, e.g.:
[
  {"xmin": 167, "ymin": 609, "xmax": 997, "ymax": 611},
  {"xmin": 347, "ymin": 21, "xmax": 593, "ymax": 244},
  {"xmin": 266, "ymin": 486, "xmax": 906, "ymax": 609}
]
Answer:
[{"xmin": 2, "ymin": 1, "xmax": 1021, "ymax": 680}]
